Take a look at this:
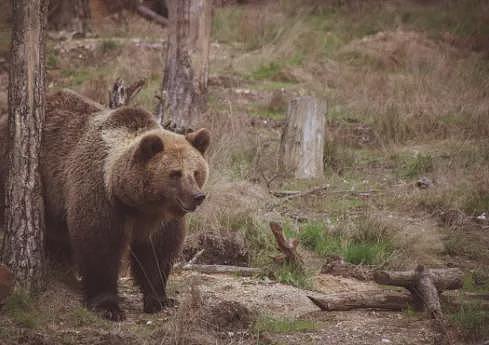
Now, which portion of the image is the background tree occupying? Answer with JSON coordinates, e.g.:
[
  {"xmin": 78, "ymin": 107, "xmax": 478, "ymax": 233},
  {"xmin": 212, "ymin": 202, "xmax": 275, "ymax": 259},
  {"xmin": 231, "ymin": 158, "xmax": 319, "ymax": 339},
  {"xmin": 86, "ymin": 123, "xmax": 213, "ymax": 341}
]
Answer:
[
  {"xmin": 157, "ymin": 0, "xmax": 212, "ymax": 129},
  {"xmin": 1, "ymin": 0, "xmax": 48, "ymax": 292},
  {"xmin": 48, "ymin": 0, "xmax": 91, "ymax": 35}
]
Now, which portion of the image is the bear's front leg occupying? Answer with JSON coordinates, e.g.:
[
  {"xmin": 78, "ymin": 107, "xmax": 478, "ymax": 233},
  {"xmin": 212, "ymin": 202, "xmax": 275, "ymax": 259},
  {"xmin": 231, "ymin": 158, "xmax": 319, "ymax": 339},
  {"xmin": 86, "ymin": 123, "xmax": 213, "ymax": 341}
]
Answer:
[
  {"xmin": 74, "ymin": 236, "xmax": 127, "ymax": 321},
  {"xmin": 69, "ymin": 210, "xmax": 129, "ymax": 322},
  {"xmin": 130, "ymin": 219, "xmax": 185, "ymax": 313}
]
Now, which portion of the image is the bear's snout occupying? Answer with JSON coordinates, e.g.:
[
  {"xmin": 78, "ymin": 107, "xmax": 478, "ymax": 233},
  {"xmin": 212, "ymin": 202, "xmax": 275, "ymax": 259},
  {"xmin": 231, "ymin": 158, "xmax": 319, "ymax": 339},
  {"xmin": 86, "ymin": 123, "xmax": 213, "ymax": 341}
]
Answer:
[{"xmin": 193, "ymin": 192, "xmax": 206, "ymax": 206}]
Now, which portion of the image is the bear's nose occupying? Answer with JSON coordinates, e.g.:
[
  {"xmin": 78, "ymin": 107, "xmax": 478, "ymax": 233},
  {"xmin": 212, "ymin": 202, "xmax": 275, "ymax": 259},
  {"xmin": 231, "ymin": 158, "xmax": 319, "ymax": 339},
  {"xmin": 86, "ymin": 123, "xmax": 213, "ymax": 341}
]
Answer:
[{"xmin": 193, "ymin": 192, "xmax": 206, "ymax": 206}]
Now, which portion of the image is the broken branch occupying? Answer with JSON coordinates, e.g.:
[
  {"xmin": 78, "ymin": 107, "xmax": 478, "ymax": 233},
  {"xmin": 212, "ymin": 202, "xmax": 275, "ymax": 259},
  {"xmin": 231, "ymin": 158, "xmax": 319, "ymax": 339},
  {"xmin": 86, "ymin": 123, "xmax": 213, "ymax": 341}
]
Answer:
[{"xmin": 269, "ymin": 222, "xmax": 304, "ymax": 268}]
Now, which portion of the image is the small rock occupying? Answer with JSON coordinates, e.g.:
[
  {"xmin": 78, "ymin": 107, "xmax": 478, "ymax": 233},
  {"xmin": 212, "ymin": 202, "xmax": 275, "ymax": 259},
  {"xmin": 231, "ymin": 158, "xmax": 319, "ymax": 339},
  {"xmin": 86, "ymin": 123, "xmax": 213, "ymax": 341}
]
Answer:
[
  {"xmin": 382, "ymin": 338, "xmax": 392, "ymax": 343},
  {"xmin": 416, "ymin": 176, "xmax": 433, "ymax": 189},
  {"xmin": 476, "ymin": 212, "xmax": 487, "ymax": 222}
]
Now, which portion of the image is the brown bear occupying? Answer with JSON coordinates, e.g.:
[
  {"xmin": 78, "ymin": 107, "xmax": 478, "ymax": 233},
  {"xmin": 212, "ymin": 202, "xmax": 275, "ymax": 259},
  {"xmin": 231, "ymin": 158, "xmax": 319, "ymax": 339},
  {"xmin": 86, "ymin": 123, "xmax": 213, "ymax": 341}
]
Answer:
[{"xmin": 0, "ymin": 91, "xmax": 210, "ymax": 321}]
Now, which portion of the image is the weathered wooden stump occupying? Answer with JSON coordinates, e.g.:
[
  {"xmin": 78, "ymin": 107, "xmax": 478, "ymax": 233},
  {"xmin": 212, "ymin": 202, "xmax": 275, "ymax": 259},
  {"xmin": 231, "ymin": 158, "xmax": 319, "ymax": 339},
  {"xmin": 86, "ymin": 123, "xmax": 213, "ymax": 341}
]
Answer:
[{"xmin": 279, "ymin": 96, "xmax": 326, "ymax": 179}]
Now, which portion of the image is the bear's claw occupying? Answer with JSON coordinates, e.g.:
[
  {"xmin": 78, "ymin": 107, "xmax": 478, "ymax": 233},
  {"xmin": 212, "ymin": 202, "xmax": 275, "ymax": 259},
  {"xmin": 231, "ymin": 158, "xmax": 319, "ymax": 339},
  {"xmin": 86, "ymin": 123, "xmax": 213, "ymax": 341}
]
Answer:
[
  {"xmin": 88, "ymin": 295, "xmax": 126, "ymax": 321},
  {"xmin": 143, "ymin": 296, "xmax": 178, "ymax": 313}
]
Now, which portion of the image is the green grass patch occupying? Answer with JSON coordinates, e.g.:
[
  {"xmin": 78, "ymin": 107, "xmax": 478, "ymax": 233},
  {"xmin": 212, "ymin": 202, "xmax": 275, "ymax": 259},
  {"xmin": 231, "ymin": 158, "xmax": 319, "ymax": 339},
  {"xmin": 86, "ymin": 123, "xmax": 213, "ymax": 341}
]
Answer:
[
  {"xmin": 70, "ymin": 306, "xmax": 103, "ymax": 327},
  {"xmin": 343, "ymin": 242, "xmax": 390, "ymax": 265},
  {"xmin": 392, "ymin": 152, "xmax": 434, "ymax": 179},
  {"xmin": 274, "ymin": 263, "xmax": 311, "ymax": 289},
  {"xmin": 249, "ymin": 105, "xmax": 285, "ymax": 121},
  {"xmin": 299, "ymin": 219, "xmax": 393, "ymax": 265},
  {"xmin": 212, "ymin": 6, "xmax": 282, "ymax": 51},
  {"xmin": 3, "ymin": 290, "xmax": 42, "ymax": 329},
  {"xmin": 60, "ymin": 68, "xmax": 94, "ymax": 86},
  {"xmin": 254, "ymin": 316, "xmax": 318, "ymax": 334},
  {"xmin": 47, "ymin": 52, "xmax": 59, "ymax": 69},
  {"xmin": 299, "ymin": 222, "xmax": 344, "ymax": 257},
  {"xmin": 463, "ymin": 270, "xmax": 489, "ymax": 293},
  {"xmin": 450, "ymin": 302, "xmax": 489, "ymax": 342},
  {"xmin": 251, "ymin": 62, "xmax": 284, "ymax": 81},
  {"xmin": 100, "ymin": 39, "xmax": 120, "ymax": 53}
]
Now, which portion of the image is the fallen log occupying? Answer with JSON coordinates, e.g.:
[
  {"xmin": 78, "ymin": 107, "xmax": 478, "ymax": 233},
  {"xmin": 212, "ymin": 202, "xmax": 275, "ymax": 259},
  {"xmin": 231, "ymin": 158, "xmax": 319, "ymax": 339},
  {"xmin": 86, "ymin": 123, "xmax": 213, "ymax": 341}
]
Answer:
[
  {"xmin": 181, "ymin": 264, "xmax": 261, "ymax": 277},
  {"xmin": 374, "ymin": 267, "xmax": 464, "ymax": 291},
  {"xmin": 308, "ymin": 290, "xmax": 414, "ymax": 311},
  {"xmin": 374, "ymin": 266, "xmax": 456, "ymax": 345}
]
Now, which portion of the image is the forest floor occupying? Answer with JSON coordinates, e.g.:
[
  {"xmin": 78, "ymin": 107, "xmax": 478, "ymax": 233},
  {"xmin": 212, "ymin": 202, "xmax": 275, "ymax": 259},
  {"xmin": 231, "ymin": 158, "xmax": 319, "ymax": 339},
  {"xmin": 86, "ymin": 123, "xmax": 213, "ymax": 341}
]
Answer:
[{"xmin": 1, "ymin": 1, "xmax": 489, "ymax": 344}]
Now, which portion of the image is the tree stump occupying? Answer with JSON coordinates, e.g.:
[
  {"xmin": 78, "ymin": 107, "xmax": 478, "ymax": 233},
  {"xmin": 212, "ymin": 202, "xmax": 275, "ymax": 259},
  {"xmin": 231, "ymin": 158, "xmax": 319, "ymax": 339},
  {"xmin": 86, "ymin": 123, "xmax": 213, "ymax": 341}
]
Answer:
[{"xmin": 279, "ymin": 96, "xmax": 326, "ymax": 179}]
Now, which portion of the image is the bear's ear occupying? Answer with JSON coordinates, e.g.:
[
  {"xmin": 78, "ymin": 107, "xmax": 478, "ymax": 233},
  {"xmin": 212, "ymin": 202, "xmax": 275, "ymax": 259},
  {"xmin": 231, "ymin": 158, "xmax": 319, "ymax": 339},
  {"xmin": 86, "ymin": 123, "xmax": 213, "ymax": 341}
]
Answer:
[
  {"xmin": 134, "ymin": 134, "xmax": 164, "ymax": 162},
  {"xmin": 186, "ymin": 128, "xmax": 210, "ymax": 155}
]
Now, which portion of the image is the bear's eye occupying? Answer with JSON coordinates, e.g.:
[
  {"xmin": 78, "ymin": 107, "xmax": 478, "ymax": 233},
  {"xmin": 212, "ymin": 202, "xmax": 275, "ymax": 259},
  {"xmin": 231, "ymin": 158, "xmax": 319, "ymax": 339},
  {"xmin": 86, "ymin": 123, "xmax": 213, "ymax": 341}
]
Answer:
[{"xmin": 169, "ymin": 170, "xmax": 183, "ymax": 179}]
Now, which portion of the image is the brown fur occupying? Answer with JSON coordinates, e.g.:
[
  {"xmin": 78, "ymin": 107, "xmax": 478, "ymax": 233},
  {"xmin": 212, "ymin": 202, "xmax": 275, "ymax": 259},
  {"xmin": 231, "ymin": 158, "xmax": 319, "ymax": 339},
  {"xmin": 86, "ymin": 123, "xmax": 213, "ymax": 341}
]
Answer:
[{"xmin": 0, "ymin": 90, "xmax": 210, "ymax": 320}]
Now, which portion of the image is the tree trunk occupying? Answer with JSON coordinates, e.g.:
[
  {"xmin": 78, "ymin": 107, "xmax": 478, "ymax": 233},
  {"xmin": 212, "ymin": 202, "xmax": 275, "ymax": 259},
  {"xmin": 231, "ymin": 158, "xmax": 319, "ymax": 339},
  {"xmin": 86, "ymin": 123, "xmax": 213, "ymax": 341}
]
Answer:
[
  {"xmin": 48, "ymin": 0, "xmax": 91, "ymax": 35},
  {"xmin": 279, "ymin": 96, "xmax": 326, "ymax": 179},
  {"xmin": 158, "ymin": 0, "xmax": 212, "ymax": 129},
  {"xmin": 188, "ymin": 0, "xmax": 212, "ymax": 94},
  {"xmin": 1, "ymin": 0, "xmax": 48, "ymax": 292}
]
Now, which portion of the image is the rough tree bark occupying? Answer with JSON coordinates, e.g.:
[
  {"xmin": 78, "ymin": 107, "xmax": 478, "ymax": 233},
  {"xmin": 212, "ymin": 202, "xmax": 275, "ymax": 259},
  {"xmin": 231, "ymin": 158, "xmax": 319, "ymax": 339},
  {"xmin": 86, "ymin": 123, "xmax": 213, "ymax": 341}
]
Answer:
[
  {"xmin": 279, "ymin": 96, "xmax": 327, "ymax": 179},
  {"xmin": 1, "ymin": 0, "xmax": 48, "ymax": 292},
  {"xmin": 158, "ymin": 0, "xmax": 212, "ymax": 129},
  {"xmin": 48, "ymin": 0, "xmax": 91, "ymax": 35}
]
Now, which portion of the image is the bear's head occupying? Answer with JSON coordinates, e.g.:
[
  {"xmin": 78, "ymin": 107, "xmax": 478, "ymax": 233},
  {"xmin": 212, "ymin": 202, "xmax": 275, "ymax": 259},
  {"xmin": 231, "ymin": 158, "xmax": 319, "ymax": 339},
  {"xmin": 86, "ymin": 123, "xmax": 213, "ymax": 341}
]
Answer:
[{"xmin": 110, "ymin": 128, "xmax": 210, "ymax": 219}]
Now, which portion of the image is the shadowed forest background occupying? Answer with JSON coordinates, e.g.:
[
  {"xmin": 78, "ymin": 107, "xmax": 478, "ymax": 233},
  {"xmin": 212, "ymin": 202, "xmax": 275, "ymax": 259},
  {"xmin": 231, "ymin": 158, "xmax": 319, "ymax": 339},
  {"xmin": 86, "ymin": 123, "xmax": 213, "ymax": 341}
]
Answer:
[{"xmin": 0, "ymin": 0, "xmax": 488, "ymax": 344}]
